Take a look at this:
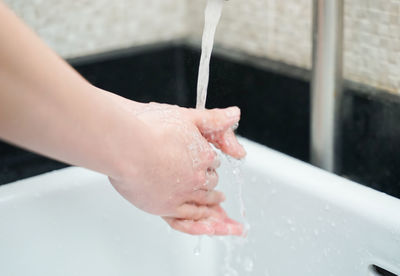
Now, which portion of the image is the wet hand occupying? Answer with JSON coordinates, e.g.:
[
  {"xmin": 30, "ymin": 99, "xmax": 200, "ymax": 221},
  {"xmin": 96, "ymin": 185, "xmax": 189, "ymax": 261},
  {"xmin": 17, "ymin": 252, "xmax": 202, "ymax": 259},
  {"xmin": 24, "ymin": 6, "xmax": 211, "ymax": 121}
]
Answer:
[
  {"xmin": 163, "ymin": 205, "xmax": 244, "ymax": 236},
  {"xmin": 108, "ymin": 101, "xmax": 245, "ymax": 236}
]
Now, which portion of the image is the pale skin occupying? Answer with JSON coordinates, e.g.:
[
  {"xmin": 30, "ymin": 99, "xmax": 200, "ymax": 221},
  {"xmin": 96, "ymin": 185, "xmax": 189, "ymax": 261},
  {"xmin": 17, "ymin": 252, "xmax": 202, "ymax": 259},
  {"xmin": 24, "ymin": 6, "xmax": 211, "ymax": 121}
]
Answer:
[{"xmin": 0, "ymin": 3, "xmax": 246, "ymax": 235}]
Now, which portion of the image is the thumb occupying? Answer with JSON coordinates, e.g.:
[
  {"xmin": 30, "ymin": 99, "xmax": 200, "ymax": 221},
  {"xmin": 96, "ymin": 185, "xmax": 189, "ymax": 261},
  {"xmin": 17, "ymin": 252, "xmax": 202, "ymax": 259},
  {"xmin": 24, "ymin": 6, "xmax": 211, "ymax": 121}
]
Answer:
[
  {"xmin": 190, "ymin": 107, "xmax": 246, "ymax": 159},
  {"xmin": 191, "ymin": 106, "xmax": 240, "ymax": 134}
]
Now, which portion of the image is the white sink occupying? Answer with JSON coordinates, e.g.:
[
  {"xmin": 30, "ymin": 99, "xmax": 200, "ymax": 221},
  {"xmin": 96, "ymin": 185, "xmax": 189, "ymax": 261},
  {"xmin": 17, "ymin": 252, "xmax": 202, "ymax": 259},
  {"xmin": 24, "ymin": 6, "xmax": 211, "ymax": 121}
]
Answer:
[{"xmin": 1, "ymin": 138, "xmax": 399, "ymax": 276}]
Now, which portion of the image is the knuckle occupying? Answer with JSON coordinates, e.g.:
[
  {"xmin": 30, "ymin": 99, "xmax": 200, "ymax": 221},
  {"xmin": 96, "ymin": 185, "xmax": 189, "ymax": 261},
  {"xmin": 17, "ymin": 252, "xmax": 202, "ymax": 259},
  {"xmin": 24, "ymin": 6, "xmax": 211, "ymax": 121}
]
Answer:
[
  {"xmin": 204, "ymin": 149, "xmax": 217, "ymax": 162},
  {"xmin": 176, "ymin": 206, "xmax": 187, "ymax": 218},
  {"xmin": 193, "ymin": 190, "xmax": 208, "ymax": 202},
  {"xmin": 199, "ymin": 207, "xmax": 210, "ymax": 219},
  {"xmin": 194, "ymin": 209, "xmax": 204, "ymax": 220}
]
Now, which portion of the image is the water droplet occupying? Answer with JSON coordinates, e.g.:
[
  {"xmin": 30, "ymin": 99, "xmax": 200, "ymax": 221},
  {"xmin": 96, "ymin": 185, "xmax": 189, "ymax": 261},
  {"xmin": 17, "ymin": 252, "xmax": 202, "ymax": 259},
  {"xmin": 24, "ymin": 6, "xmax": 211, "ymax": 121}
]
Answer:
[
  {"xmin": 193, "ymin": 247, "xmax": 200, "ymax": 256},
  {"xmin": 232, "ymin": 168, "xmax": 240, "ymax": 175},
  {"xmin": 324, "ymin": 204, "xmax": 331, "ymax": 211},
  {"xmin": 286, "ymin": 218, "xmax": 293, "ymax": 225},
  {"xmin": 243, "ymin": 257, "xmax": 254, "ymax": 272},
  {"xmin": 193, "ymin": 236, "xmax": 202, "ymax": 256},
  {"xmin": 314, "ymin": 229, "xmax": 319, "ymax": 236}
]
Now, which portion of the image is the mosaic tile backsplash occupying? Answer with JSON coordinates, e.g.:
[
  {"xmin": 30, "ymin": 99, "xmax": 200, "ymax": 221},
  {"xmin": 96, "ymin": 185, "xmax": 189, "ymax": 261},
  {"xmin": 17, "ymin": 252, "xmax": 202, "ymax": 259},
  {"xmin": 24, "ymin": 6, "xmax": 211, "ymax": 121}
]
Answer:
[
  {"xmin": 3, "ymin": 0, "xmax": 187, "ymax": 58},
  {"xmin": 188, "ymin": 0, "xmax": 400, "ymax": 94},
  {"xmin": 4, "ymin": 0, "xmax": 400, "ymax": 94}
]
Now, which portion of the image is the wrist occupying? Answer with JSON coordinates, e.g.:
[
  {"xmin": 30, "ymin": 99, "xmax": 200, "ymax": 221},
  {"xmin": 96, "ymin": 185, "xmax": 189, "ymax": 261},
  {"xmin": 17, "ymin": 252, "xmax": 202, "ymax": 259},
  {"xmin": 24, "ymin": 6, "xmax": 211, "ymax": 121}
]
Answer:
[{"xmin": 90, "ymin": 88, "xmax": 156, "ymax": 181}]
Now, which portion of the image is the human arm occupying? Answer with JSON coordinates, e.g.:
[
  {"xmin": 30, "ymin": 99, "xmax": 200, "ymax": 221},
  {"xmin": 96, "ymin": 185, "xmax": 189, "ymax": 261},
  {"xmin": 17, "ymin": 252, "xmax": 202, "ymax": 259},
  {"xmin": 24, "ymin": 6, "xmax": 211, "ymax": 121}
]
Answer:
[{"xmin": 0, "ymin": 2, "xmax": 246, "ymax": 235}]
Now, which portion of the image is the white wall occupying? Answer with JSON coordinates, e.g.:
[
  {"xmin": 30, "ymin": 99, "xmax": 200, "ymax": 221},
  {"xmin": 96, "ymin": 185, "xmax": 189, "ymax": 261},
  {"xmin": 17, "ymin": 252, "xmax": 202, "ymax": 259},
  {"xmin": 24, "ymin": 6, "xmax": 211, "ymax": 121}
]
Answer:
[{"xmin": 3, "ymin": 0, "xmax": 187, "ymax": 58}]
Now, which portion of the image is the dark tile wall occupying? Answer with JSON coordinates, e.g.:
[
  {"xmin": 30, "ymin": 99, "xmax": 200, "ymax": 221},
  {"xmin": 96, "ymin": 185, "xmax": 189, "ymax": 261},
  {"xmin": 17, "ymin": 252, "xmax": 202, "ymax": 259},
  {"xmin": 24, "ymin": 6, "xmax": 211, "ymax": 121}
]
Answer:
[
  {"xmin": 1, "ymin": 43, "xmax": 399, "ymax": 199},
  {"xmin": 342, "ymin": 90, "xmax": 400, "ymax": 196},
  {"xmin": 73, "ymin": 46, "xmax": 188, "ymax": 105},
  {"xmin": 0, "ymin": 146, "xmax": 66, "ymax": 184}
]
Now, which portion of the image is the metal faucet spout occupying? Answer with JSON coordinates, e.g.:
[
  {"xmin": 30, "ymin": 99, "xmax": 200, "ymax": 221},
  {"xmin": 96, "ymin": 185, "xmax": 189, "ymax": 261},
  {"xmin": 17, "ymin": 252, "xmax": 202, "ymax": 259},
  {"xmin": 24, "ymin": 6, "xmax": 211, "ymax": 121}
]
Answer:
[{"xmin": 311, "ymin": 0, "xmax": 344, "ymax": 173}]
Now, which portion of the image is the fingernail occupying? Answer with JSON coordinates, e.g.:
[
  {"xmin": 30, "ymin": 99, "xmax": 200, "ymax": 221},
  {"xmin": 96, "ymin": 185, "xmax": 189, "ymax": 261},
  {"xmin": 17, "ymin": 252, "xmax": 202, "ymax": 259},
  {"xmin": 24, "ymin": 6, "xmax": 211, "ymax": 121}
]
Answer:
[
  {"xmin": 238, "ymin": 144, "xmax": 247, "ymax": 157},
  {"xmin": 225, "ymin": 107, "xmax": 240, "ymax": 119}
]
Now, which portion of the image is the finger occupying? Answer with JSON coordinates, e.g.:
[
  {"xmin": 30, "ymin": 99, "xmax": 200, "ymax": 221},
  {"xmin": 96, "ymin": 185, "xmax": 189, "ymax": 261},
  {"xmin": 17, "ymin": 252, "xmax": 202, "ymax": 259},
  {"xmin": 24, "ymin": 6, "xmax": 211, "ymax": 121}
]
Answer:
[
  {"xmin": 190, "ymin": 106, "xmax": 241, "ymax": 135},
  {"xmin": 203, "ymin": 169, "xmax": 218, "ymax": 190},
  {"xmin": 163, "ymin": 217, "xmax": 215, "ymax": 235},
  {"xmin": 208, "ymin": 219, "xmax": 244, "ymax": 236},
  {"xmin": 163, "ymin": 212, "xmax": 244, "ymax": 236},
  {"xmin": 201, "ymin": 146, "xmax": 219, "ymax": 169},
  {"xmin": 210, "ymin": 156, "xmax": 221, "ymax": 169},
  {"xmin": 206, "ymin": 206, "xmax": 244, "ymax": 236},
  {"xmin": 210, "ymin": 205, "xmax": 242, "ymax": 225},
  {"xmin": 190, "ymin": 189, "xmax": 225, "ymax": 205},
  {"xmin": 174, "ymin": 204, "xmax": 212, "ymax": 220},
  {"xmin": 210, "ymin": 129, "xmax": 246, "ymax": 159}
]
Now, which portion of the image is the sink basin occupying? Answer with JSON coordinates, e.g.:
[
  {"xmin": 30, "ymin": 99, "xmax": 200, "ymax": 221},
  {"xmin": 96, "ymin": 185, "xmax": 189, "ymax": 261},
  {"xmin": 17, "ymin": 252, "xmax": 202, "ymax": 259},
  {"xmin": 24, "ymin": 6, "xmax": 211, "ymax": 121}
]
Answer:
[{"xmin": 1, "ymin": 138, "xmax": 399, "ymax": 276}]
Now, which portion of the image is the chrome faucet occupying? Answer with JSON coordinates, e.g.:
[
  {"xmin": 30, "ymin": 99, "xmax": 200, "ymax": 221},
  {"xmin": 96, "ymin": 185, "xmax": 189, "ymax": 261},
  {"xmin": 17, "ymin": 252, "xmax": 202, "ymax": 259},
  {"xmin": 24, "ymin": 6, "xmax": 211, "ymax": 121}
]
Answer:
[{"xmin": 311, "ymin": 0, "xmax": 344, "ymax": 173}]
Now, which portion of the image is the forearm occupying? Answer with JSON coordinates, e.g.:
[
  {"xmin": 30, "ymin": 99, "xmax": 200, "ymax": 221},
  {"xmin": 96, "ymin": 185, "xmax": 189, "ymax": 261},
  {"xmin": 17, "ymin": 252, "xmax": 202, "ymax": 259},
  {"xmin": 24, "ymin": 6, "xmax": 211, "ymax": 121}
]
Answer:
[{"xmin": 0, "ymin": 2, "xmax": 149, "ymax": 179}]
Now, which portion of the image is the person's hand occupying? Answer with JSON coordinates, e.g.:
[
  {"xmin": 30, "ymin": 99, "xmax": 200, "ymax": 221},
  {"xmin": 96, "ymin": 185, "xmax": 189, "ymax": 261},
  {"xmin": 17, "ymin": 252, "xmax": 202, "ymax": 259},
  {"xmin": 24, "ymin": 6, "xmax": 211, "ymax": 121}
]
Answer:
[
  {"xmin": 0, "ymin": 2, "xmax": 244, "ymax": 236},
  {"xmin": 108, "ymin": 100, "xmax": 246, "ymax": 235}
]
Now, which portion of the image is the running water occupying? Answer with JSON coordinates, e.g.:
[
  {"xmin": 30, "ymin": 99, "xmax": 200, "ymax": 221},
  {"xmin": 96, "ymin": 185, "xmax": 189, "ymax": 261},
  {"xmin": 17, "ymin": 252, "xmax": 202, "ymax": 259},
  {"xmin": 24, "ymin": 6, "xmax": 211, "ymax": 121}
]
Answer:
[
  {"xmin": 194, "ymin": 0, "xmax": 225, "ymax": 256},
  {"xmin": 194, "ymin": 1, "xmax": 253, "ymax": 274},
  {"xmin": 196, "ymin": 0, "xmax": 225, "ymax": 109}
]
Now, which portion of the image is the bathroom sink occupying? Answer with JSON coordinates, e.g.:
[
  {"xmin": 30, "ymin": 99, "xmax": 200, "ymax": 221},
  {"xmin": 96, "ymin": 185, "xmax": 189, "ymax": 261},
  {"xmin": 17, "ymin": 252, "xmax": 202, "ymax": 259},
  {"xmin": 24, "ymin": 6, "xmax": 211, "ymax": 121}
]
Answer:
[{"xmin": 0, "ymin": 138, "xmax": 399, "ymax": 276}]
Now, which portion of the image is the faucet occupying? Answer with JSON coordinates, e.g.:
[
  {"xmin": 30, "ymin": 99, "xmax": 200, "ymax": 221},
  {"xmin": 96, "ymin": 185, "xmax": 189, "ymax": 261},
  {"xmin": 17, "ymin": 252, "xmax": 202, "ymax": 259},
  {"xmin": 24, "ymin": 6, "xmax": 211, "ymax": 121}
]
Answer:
[{"xmin": 310, "ymin": 0, "xmax": 344, "ymax": 173}]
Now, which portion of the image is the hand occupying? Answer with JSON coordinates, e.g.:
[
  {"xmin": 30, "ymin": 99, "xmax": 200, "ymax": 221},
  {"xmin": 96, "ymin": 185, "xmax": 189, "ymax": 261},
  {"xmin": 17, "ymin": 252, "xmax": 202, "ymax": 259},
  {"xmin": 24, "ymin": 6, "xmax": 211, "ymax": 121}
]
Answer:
[
  {"xmin": 164, "ymin": 205, "xmax": 244, "ymax": 236},
  {"xmin": 108, "ymin": 100, "xmax": 246, "ymax": 235},
  {"xmin": 0, "ymin": 2, "xmax": 245, "ymax": 236}
]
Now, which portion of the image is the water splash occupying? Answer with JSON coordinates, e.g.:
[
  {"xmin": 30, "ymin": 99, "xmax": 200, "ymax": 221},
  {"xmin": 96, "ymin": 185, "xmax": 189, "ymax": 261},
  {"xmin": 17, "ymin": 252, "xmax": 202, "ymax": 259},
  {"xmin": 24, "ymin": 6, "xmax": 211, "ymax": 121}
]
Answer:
[
  {"xmin": 195, "ymin": 0, "xmax": 257, "ymax": 274},
  {"xmin": 217, "ymin": 155, "xmax": 252, "ymax": 275},
  {"xmin": 243, "ymin": 257, "xmax": 254, "ymax": 272},
  {"xmin": 220, "ymin": 237, "xmax": 239, "ymax": 276},
  {"xmin": 193, "ymin": 1, "xmax": 224, "ymax": 258},
  {"xmin": 226, "ymin": 156, "xmax": 250, "ymax": 232}
]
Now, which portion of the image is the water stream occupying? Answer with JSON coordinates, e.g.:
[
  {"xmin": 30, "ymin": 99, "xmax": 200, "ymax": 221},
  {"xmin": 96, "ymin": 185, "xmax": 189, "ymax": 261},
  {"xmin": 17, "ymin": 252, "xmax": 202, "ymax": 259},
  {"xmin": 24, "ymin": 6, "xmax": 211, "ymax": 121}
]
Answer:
[
  {"xmin": 195, "ymin": 1, "xmax": 252, "ymax": 274},
  {"xmin": 195, "ymin": 0, "xmax": 226, "ymax": 256},
  {"xmin": 196, "ymin": 0, "xmax": 224, "ymax": 110}
]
